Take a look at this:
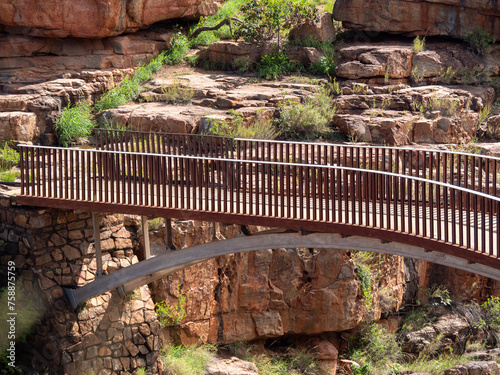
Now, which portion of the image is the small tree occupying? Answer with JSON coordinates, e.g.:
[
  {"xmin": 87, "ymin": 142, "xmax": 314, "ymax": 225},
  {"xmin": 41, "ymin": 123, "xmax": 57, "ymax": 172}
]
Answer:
[{"xmin": 234, "ymin": 0, "xmax": 317, "ymax": 49}]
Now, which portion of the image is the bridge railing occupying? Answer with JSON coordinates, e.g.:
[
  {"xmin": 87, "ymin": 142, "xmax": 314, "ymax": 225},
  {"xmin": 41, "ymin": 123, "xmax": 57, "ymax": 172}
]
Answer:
[
  {"xmin": 19, "ymin": 144, "xmax": 500, "ymax": 259},
  {"xmin": 94, "ymin": 128, "xmax": 500, "ymax": 200}
]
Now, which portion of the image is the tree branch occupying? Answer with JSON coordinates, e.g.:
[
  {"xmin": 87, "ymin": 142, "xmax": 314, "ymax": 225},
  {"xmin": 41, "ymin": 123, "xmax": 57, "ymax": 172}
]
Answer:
[{"xmin": 190, "ymin": 17, "xmax": 244, "ymax": 39}]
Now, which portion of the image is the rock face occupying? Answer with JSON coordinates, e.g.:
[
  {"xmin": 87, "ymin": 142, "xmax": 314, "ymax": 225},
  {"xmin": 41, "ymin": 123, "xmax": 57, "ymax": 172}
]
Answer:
[
  {"xmin": 0, "ymin": 0, "xmax": 222, "ymax": 38},
  {"xmin": 0, "ymin": 28, "xmax": 175, "ymax": 71},
  {"xmin": 332, "ymin": 0, "xmax": 500, "ymax": 40},
  {"xmin": 149, "ymin": 220, "xmax": 408, "ymax": 345},
  {"xmin": 0, "ymin": 69, "xmax": 133, "ymax": 145},
  {"xmin": 332, "ymin": 84, "xmax": 490, "ymax": 145}
]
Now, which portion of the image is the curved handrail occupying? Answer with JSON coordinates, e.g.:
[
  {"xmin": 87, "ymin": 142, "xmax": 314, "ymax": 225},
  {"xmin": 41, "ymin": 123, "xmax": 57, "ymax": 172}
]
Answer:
[
  {"xmin": 94, "ymin": 128, "xmax": 500, "ymax": 161},
  {"xmin": 94, "ymin": 129, "xmax": 500, "ymax": 199},
  {"xmin": 18, "ymin": 144, "xmax": 500, "ymax": 263},
  {"xmin": 16, "ymin": 143, "xmax": 500, "ymax": 201}
]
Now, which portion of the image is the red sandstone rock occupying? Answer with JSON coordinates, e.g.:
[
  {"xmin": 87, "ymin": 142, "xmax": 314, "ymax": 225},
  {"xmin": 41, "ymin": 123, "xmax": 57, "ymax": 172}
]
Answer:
[
  {"xmin": 0, "ymin": 0, "xmax": 222, "ymax": 38},
  {"xmin": 332, "ymin": 0, "xmax": 500, "ymax": 40}
]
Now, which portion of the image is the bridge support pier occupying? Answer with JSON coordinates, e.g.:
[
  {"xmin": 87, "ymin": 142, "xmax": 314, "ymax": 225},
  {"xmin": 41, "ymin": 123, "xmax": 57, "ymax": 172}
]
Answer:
[
  {"xmin": 142, "ymin": 216, "xmax": 151, "ymax": 259},
  {"xmin": 165, "ymin": 218, "xmax": 176, "ymax": 251},
  {"xmin": 92, "ymin": 212, "xmax": 104, "ymax": 277}
]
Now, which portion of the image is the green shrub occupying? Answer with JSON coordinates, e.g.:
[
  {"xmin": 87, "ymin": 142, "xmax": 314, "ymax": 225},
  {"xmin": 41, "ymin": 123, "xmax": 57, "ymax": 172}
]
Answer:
[
  {"xmin": 402, "ymin": 353, "xmax": 468, "ymax": 375},
  {"xmin": 463, "ymin": 27, "xmax": 496, "ymax": 55},
  {"xmin": 164, "ymin": 33, "xmax": 190, "ymax": 66},
  {"xmin": 276, "ymin": 86, "xmax": 334, "ymax": 139},
  {"xmin": 0, "ymin": 170, "xmax": 19, "ymax": 182},
  {"xmin": 155, "ymin": 288, "xmax": 187, "ymax": 326},
  {"xmin": 55, "ymin": 102, "xmax": 96, "ymax": 147},
  {"xmin": 161, "ymin": 345, "xmax": 216, "ymax": 375},
  {"xmin": 413, "ymin": 36, "xmax": 425, "ymax": 53},
  {"xmin": 208, "ymin": 110, "xmax": 278, "ymax": 140},
  {"xmin": 247, "ymin": 351, "xmax": 322, "ymax": 375},
  {"xmin": 190, "ymin": 0, "xmax": 245, "ymax": 47},
  {"xmin": 350, "ymin": 323, "xmax": 402, "ymax": 371},
  {"xmin": 257, "ymin": 52, "xmax": 303, "ymax": 80},
  {"xmin": 427, "ymin": 284, "xmax": 451, "ymax": 306},
  {"xmin": 481, "ymin": 296, "xmax": 500, "ymax": 331},
  {"xmin": 234, "ymin": 0, "xmax": 318, "ymax": 49},
  {"xmin": 94, "ymin": 78, "xmax": 141, "ymax": 112},
  {"xmin": 308, "ymin": 54, "xmax": 336, "ymax": 76},
  {"xmin": 0, "ymin": 142, "xmax": 19, "ymax": 171}
]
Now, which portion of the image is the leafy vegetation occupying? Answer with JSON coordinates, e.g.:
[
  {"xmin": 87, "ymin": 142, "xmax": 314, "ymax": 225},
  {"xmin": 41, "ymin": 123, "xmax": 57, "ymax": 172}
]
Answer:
[
  {"xmin": 160, "ymin": 345, "xmax": 216, "ymax": 375},
  {"xmin": 463, "ymin": 27, "xmax": 496, "ymax": 55},
  {"xmin": 0, "ymin": 142, "xmax": 19, "ymax": 172},
  {"xmin": 0, "ymin": 170, "xmax": 19, "ymax": 182},
  {"xmin": 208, "ymin": 110, "xmax": 278, "ymax": 139},
  {"xmin": 349, "ymin": 323, "xmax": 402, "ymax": 374},
  {"xmin": 233, "ymin": 0, "xmax": 318, "ymax": 50},
  {"xmin": 190, "ymin": 0, "xmax": 245, "ymax": 47},
  {"xmin": 163, "ymin": 33, "xmax": 190, "ymax": 66},
  {"xmin": 401, "ymin": 353, "xmax": 469, "ymax": 375},
  {"xmin": 257, "ymin": 52, "xmax": 304, "ymax": 79},
  {"xmin": 351, "ymin": 251, "xmax": 375, "ymax": 310},
  {"xmin": 481, "ymin": 296, "xmax": 500, "ymax": 331},
  {"xmin": 248, "ymin": 351, "xmax": 323, "ymax": 375},
  {"xmin": 413, "ymin": 36, "xmax": 425, "ymax": 53},
  {"xmin": 94, "ymin": 50, "xmax": 169, "ymax": 112},
  {"xmin": 275, "ymin": 86, "xmax": 335, "ymax": 139},
  {"xmin": 55, "ymin": 102, "xmax": 96, "ymax": 147},
  {"xmin": 155, "ymin": 288, "xmax": 187, "ymax": 326}
]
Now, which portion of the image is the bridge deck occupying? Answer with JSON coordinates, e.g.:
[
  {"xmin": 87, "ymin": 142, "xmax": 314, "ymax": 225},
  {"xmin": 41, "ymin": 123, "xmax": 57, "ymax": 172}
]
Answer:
[
  {"xmin": 20, "ymin": 179, "xmax": 498, "ymax": 256},
  {"xmin": 17, "ymin": 142, "xmax": 500, "ymax": 271}
]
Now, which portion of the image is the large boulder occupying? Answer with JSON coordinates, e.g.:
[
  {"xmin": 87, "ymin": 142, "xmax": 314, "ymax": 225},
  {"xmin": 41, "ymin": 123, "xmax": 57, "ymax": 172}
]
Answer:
[
  {"xmin": 0, "ymin": 0, "xmax": 222, "ymax": 38},
  {"xmin": 332, "ymin": 0, "xmax": 500, "ymax": 40}
]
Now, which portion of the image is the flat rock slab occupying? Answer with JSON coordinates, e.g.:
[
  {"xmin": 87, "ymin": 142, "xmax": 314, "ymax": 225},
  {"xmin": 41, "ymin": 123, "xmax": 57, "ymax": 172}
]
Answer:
[
  {"xmin": 99, "ymin": 103, "xmax": 230, "ymax": 134},
  {"xmin": 204, "ymin": 357, "xmax": 258, "ymax": 375}
]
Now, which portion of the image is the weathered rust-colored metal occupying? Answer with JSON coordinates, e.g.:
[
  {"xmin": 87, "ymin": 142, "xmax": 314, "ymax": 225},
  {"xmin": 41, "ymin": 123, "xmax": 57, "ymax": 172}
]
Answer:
[{"xmin": 17, "ymin": 132, "xmax": 500, "ymax": 271}]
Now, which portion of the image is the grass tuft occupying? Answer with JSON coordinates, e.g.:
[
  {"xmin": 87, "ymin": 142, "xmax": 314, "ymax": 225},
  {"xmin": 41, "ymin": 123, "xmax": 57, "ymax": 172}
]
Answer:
[
  {"xmin": 276, "ymin": 86, "xmax": 334, "ymax": 139},
  {"xmin": 161, "ymin": 345, "xmax": 216, "ymax": 375},
  {"xmin": 55, "ymin": 102, "xmax": 96, "ymax": 147}
]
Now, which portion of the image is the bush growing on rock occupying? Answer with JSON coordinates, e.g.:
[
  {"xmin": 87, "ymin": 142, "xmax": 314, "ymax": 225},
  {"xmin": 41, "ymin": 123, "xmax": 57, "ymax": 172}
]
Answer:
[
  {"xmin": 276, "ymin": 86, "xmax": 334, "ymax": 139},
  {"xmin": 233, "ymin": 0, "xmax": 318, "ymax": 49},
  {"xmin": 463, "ymin": 27, "xmax": 496, "ymax": 55},
  {"xmin": 55, "ymin": 102, "xmax": 96, "ymax": 147}
]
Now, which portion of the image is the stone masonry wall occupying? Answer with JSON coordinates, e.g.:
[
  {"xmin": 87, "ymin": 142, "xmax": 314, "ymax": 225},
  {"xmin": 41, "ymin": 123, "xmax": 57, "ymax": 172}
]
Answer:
[{"xmin": 0, "ymin": 193, "xmax": 161, "ymax": 375}]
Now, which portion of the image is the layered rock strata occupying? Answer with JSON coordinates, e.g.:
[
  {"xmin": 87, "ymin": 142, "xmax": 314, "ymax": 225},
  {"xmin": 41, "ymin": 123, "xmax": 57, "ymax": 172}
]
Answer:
[
  {"xmin": 0, "ymin": 0, "xmax": 222, "ymax": 38},
  {"xmin": 148, "ymin": 220, "xmax": 407, "ymax": 345},
  {"xmin": 332, "ymin": 0, "xmax": 500, "ymax": 40}
]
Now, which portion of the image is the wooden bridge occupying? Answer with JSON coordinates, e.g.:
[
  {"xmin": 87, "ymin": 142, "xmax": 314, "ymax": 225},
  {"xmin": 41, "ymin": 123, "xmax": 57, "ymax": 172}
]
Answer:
[{"xmin": 16, "ymin": 129, "xmax": 500, "ymax": 307}]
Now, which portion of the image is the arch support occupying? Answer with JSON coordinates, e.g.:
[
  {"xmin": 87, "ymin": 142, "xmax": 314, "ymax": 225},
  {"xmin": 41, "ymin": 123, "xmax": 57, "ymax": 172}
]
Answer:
[{"xmin": 64, "ymin": 232, "xmax": 500, "ymax": 309}]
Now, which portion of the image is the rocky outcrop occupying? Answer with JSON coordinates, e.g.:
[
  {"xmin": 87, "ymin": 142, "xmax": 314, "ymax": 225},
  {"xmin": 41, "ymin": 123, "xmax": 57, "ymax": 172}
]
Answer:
[
  {"xmin": 0, "ymin": 28, "xmax": 175, "ymax": 71},
  {"xmin": 335, "ymin": 42, "xmax": 500, "ymax": 84},
  {"xmin": 332, "ymin": 84, "xmax": 490, "ymax": 145},
  {"xmin": 402, "ymin": 304, "xmax": 491, "ymax": 357},
  {"xmin": 148, "ymin": 220, "xmax": 408, "ymax": 345},
  {"xmin": 289, "ymin": 12, "xmax": 337, "ymax": 43},
  {"xmin": 199, "ymin": 41, "xmax": 324, "ymax": 66},
  {"xmin": 0, "ymin": 0, "xmax": 222, "ymax": 38},
  {"xmin": 0, "ymin": 69, "xmax": 133, "ymax": 144},
  {"xmin": 98, "ymin": 71, "xmax": 317, "ymax": 134},
  {"xmin": 332, "ymin": 0, "xmax": 500, "ymax": 40},
  {"xmin": 204, "ymin": 357, "xmax": 258, "ymax": 375}
]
